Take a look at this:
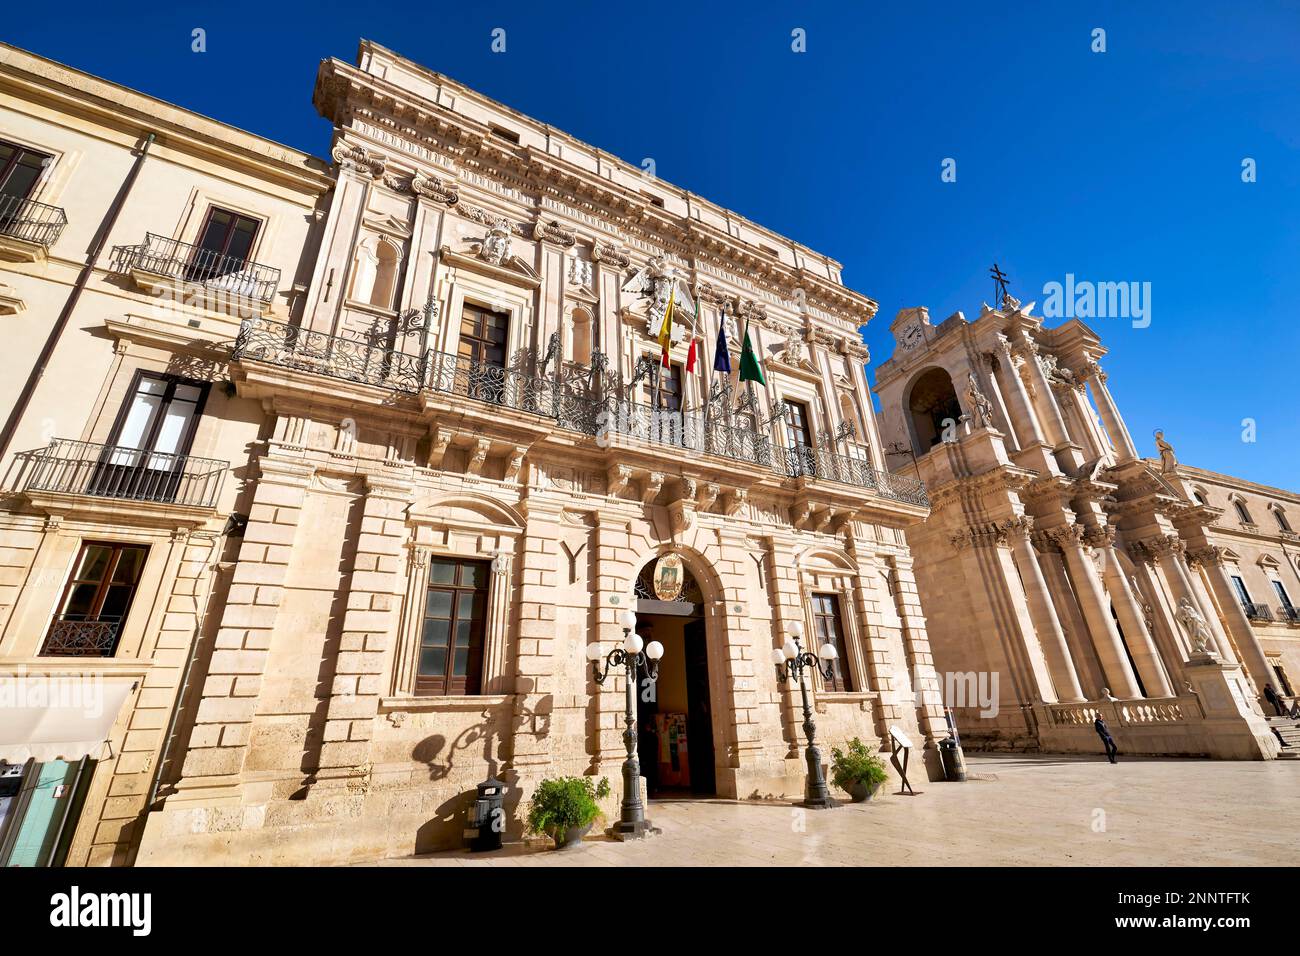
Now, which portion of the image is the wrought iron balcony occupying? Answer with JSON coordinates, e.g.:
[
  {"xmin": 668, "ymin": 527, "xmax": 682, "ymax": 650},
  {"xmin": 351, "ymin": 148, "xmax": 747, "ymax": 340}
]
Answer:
[
  {"xmin": 0, "ymin": 194, "xmax": 67, "ymax": 249},
  {"xmin": 1243, "ymin": 602, "xmax": 1274, "ymax": 623},
  {"xmin": 112, "ymin": 232, "xmax": 280, "ymax": 301},
  {"xmin": 1278, "ymin": 606, "xmax": 1300, "ymax": 623},
  {"xmin": 234, "ymin": 316, "xmax": 430, "ymax": 393},
  {"xmin": 19, "ymin": 439, "xmax": 227, "ymax": 509},
  {"xmin": 780, "ymin": 444, "xmax": 929, "ymax": 507},
  {"xmin": 40, "ymin": 614, "xmax": 123, "ymax": 657}
]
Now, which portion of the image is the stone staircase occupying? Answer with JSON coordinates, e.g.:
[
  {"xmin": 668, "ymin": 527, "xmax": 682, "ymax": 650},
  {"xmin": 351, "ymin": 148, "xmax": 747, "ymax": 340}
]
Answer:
[{"xmin": 1267, "ymin": 716, "xmax": 1300, "ymax": 758}]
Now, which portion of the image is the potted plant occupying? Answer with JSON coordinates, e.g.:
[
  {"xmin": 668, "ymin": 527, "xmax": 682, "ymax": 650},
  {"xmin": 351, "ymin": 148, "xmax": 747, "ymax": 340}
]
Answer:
[
  {"xmin": 526, "ymin": 776, "xmax": 611, "ymax": 849},
  {"xmin": 830, "ymin": 738, "xmax": 889, "ymax": 802}
]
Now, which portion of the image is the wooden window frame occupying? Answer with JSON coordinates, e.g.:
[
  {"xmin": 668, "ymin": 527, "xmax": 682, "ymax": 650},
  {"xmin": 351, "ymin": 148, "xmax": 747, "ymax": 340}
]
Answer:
[
  {"xmin": 0, "ymin": 139, "xmax": 52, "ymax": 200},
  {"xmin": 415, "ymin": 557, "xmax": 491, "ymax": 696},
  {"xmin": 811, "ymin": 592, "xmax": 854, "ymax": 693},
  {"xmin": 41, "ymin": 542, "xmax": 149, "ymax": 657},
  {"xmin": 106, "ymin": 370, "xmax": 210, "ymax": 458}
]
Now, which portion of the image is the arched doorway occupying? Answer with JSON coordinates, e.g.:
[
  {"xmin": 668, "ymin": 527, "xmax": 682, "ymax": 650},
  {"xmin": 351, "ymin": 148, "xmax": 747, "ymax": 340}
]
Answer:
[
  {"xmin": 906, "ymin": 366, "xmax": 961, "ymax": 451},
  {"xmin": 632, "ymin": 557, "xmax": 717, "ymax": 797}
]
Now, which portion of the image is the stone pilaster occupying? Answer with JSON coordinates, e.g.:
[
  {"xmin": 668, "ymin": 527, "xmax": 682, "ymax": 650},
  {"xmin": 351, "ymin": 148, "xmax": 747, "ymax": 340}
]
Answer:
[
  {"xmin": 589, "ymin": 513, "xmax": 635, "ymax": 771},
  {"xmin": 315, "ymin": 473, "xmax": 414, "ymax": 783},
  {"xmin": 177, "ymin": 455, "xmax": 314, "ymax": 794},
  {"xmin": 512, "ymin": 496, "xmax": 563, "ymax": 780}
]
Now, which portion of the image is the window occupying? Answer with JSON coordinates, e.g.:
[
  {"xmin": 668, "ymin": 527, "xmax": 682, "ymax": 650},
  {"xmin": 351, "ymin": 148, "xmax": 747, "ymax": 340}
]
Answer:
[
  {"xmin": 1272, "ymin": 508, "xmax": 1292, "ymax": 533},
  {"xmin": 459, "ymin": 304, "xmax": 510, "ymax": 402},
  {"xmin": 42, "ymin": 543, "xmax": 148, "ymax": 657},
  {"xmin": 648, "ymin": 361, "xmax": 684, "ymax": 413},
  {"xmin": 1193, "ymin": 490, "xmax": 1207, "ymax": 506},
  {"xmin": 785, "ymin": 399, "xmax": 816, "ymax": 476},
  {"xmin": 93, "ymin": 372, "xmax": 208, "ymax": 502},
  {"xmin": 1231, "ymin": 574, "xmax": 1253, "ymax": 608},
  {"xmin": 1233, "ymin": 499, "xmax": 1253, "ymax": 525},
  {"xmin": 1273, "ymin": 580, "xmax": 1294, "ymax": 611},
  {"xmin": 0, "ymin": 140, "xmax": 51, "ymax": 201},
  {"xmin": 811, "ymin": 593, "xmax": 853, "ymax": 692},
  {"xmin": 489, "ymin": 125, "xmax": 520, "ymax": 145},
  {"xmin": 186, "ymin": 206, "xmax": 260, "ymax": 284},
  {"xmin": 417, "ymin": 558, "xmax": 490, "ymax": 695}
]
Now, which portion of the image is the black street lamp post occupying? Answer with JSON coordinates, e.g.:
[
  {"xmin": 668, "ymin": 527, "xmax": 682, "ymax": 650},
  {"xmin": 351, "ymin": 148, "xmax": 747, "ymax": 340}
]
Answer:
[
  {"xmin": 588, "ymin": 608, "xmax": 664, "ymax": 840},
  {"xmin": 772, "ymin": 619, "xmax": 840, "ymax": 809}
]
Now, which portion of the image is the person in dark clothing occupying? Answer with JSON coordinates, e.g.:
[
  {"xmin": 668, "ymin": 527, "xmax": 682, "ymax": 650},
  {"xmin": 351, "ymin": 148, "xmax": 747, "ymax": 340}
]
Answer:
[
  {"xmin": 1264, "ymin": 683, "xmax": 1287, "ymax": 717},
  {"xmin": 1094, "ymin": 715, "xmax": 1118, "ymax": 763}
]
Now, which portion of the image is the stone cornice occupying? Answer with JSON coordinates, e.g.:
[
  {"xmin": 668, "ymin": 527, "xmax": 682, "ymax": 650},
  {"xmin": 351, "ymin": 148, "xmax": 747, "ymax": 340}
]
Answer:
[{"xmin": 313, "ymin": 54, "xmax": 877, "ymax": 329}]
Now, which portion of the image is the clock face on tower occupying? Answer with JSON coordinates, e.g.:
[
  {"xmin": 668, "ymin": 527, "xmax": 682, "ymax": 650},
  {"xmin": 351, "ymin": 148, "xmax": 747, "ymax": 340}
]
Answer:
[{"xmin": 900, "ymin": 322, "xmax": 924, "ymax": 351}]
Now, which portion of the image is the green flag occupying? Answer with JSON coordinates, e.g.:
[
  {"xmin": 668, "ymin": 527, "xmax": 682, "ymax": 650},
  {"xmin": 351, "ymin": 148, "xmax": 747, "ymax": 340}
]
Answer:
[{"xmin": 738, "ymin": 319, "xmax": 766, "ymax": 385}]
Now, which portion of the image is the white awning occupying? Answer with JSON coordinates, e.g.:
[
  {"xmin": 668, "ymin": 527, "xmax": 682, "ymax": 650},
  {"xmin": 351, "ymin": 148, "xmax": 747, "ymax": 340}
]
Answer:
[{"xmin": 0, "ymin": 675, "xmax": 136, "ymax": 763}]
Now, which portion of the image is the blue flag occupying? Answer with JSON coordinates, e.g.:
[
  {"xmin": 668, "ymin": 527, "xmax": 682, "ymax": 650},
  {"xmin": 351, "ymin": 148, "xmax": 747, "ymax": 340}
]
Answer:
[{"xmin": 713, "ymin": 320, "xmax": 732, "ymax": 374}]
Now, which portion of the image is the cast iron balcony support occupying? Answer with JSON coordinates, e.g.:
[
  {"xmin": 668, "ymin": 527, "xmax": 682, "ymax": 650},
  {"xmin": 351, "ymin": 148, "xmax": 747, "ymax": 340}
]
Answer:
[
  {"xmin": 588, "ymin": 608, "xmax": 664, "ymax": 840},
  {"xmin": 773, "ymin": 619, "xmax": 840, "ymax": 809}
]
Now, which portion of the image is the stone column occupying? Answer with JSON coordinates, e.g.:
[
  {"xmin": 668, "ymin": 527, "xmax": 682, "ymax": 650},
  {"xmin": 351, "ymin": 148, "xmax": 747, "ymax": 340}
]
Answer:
[
  {"xmin": 1080, "ymin": 363, "xmax": 1138, "ymax": 462},
  {"xmin": 1007, "ymin": 518, "xmax": 1085, "ymax": 701},
  {"xmin": 1049, "ymin": 524, "xmax": 1142, "ymax": 699},
  {"xmin": 1091, "ymin": 529, "xmax": 1174, "ymax": 698},
  {"xmin": 1188, "ymin": 546, "xmax": 1276, "ymax": 698},
  {"xmin": 1035, "ymin": 540, "xmax": 1108, "ymax": 698},
  {"xmin": 1013, "ymin": 339, "xmax": 1069, "ymax": 446},
  {"xmin": 1148, "ymin": 537, "xmax": 1229, "ymax": 659},
  {"xmin": 993, "ymin": 334, "xmax": 1046, "ymax": 446},
  {"xmin": 315, "ymin": 473, "xmax": 414, "ymax": 783},
  {"xmin": 178, "ymin": 454, "xmax": 314, "ymax": 792}
]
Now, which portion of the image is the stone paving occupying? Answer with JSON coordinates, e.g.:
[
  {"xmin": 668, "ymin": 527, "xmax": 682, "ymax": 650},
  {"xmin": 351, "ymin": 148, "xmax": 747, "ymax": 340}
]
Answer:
[{"xmin": 374, "ymin": 754, "xmax": 1300, "ymax": 866}]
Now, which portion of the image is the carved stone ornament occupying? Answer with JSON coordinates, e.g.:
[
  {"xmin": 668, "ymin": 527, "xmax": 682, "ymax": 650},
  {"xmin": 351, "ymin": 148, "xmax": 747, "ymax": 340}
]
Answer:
[
  {"xmin": 533, "ymin": 219, "xmax": 577, "ymax": 248},
  {"xmin": 478, "ymin": 217, "xmax": 513, "ymax": 266},
  {"xmin": 591, "ymin": 241, "xmax": 630, "ymax": 270},
  {"xmin": 331, "ymin": 143, "xmax": 386, "ymax": 179}
]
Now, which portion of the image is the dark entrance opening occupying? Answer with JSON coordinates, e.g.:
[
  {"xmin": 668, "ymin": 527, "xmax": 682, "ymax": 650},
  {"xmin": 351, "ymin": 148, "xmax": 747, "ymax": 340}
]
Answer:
[{"xmin": 633, "ymin": 561, "xmax": 716, "ymax": 798}]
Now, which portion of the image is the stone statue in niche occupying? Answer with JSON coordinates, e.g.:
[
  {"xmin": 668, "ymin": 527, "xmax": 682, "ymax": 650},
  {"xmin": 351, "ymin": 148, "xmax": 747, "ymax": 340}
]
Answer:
[
  {"xmin": 1175, "ymin": 597, "xmax": 1215, "ymax": 655},
  {"xmin": 965, "ymin": 371, "xmax": 995, "ymax": 428},
  {"xmin": 1155, "ymin": 430, "xmax": 1178, "ymax": 473}
]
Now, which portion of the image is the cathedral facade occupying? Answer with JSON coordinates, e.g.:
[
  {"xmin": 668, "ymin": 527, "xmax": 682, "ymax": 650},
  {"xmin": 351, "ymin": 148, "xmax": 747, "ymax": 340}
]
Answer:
[
  {"xmin": 0, "ymin": 41, "xmax": 945, "ymax": 865},
  {"xmin": 874, "ymin": 299, "xmax": 1292, "ymax": 759}
]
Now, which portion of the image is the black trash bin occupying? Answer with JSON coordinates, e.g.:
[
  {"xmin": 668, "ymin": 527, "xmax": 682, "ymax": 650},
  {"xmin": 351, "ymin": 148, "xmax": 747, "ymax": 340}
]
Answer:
[{"xmin": 463, "ymin": 776, "xmax": 506, "ymax": 852}]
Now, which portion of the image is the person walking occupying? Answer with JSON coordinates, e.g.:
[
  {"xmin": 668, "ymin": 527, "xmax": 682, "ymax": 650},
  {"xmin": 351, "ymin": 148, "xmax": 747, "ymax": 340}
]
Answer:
[
  {"xmin": 1094, "ymin": 714, "xmax": 1118, "ymax": 764},
  {"xmin": 1264, "ymin": 683, "xmax": 1287, "ymax": 717}
]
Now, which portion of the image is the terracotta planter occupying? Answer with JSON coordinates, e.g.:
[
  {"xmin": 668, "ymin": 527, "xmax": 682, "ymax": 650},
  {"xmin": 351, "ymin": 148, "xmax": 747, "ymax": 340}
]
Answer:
[
  {"xmin": 845, "ymin": 779, "xmax": 883, "ymax": 803},
  {"xmin": 552, "ymin": 822, "xmax": 592, "ymax": 849}
]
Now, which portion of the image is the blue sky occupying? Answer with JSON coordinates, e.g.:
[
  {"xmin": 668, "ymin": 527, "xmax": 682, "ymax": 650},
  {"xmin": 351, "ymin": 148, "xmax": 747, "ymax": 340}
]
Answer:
[{"xmin": 8, "ymin": 1, "xmax": 1298, "ymax": 488}]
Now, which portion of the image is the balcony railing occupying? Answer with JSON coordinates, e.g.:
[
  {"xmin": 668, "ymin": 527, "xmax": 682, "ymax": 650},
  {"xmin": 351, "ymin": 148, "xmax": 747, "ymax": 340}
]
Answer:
[
  {"xmin": 1277, "ymin": 606, "xmax": 1300, "ymax": 623},
  {"xmin": 231, "ymin": 318, "xmax": 930, "ymax": 507},
  {"xmin": 1243, "ymin": 602, "xmax": 1274, "ymax": 623},
  {"xmin": 20, "ymin": 439, "xmax": 227, "ymax": 509},
  {"xmin": 235, "ymin": 316, "xmax": 430, "ymax": 393},
  {"xmin": 780, "ymin": 444, "xmax": 929, "ymax": 506},
  {"xmin": 0, "ymin": 194, "xmax": 67, "ymax": 248},
  {"xmin": 40, "ymin": 614, "xmax": 123, "ymax": 657},
  {"xmin": 112, "ymin": 233, "xmax": 281, "ymax": 301}
]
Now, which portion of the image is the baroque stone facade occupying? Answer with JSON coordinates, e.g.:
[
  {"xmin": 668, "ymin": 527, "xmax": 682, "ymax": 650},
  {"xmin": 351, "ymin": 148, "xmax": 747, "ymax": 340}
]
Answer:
[
  {"xmin": 0, "ymin": 41, "xmax": 946, "ymax": 865},
  {"xmin": 874, "ymin": 299, "xmax": 1290, "ymax": 759}
]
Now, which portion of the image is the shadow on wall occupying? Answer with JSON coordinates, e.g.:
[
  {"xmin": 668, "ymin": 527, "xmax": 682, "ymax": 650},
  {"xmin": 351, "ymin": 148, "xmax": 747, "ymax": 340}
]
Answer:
[{"xmin": 410, "ymin": 693, "xmax": 553, "ymax": 851}]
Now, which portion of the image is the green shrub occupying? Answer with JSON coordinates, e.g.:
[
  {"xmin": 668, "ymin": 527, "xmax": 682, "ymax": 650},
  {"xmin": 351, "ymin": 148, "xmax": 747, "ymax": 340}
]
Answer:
[
  {"xmin": 526, "ymin": 776, "xmax": 611, "ymax": 837},
  {"xmin": 830, "ymin": 738, "xmax": 888, "ymax": 792}
]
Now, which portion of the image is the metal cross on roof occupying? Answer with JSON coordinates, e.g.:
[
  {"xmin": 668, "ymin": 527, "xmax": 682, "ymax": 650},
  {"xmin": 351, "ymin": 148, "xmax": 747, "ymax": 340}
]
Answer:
[{"xmin": 989, "ymin": 263, "xmax": 1011, "ymax": 307}]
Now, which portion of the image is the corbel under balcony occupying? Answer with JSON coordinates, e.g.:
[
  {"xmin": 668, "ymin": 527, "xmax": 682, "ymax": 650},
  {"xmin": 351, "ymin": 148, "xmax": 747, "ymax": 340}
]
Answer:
[{"xmin": 0, "ymin": 281, "xmax": 26, "ymax": 315}]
